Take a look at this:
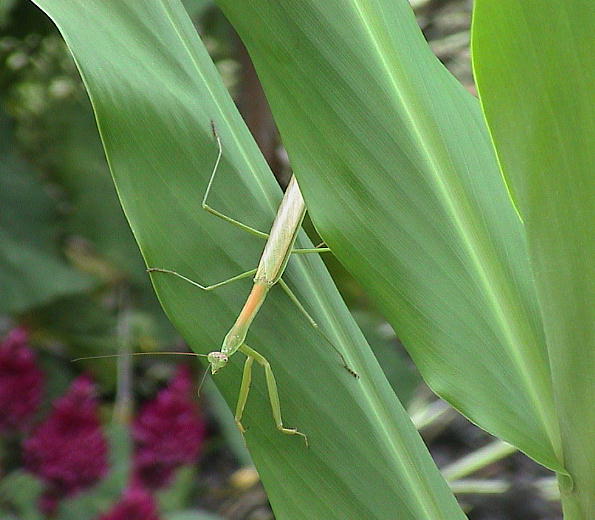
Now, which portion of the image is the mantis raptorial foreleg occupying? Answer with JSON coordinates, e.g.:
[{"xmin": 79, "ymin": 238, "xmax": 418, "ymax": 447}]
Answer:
[
  {"xmin": 235, "ymin": 355, "xmax": 254, "ymax": 434},
  {"xmin": 148, "ymin": 263, "xmax": 354, "ymax": 376},
  {"xmin": 238, "ymin": 344, "xmax": 308, "ymax": 445}
]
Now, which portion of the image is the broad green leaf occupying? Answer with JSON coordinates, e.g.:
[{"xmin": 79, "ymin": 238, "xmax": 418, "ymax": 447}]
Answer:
[
  {"xmin": 36, "ymin": 99, "xmax": 176, "ymax": 344},
  {"xmin": 202, "ymin": 378, "xmax": 252, "ymax": 467},
  {"xmin": 217, "ymin": 0, "xmax": 563, "ymax": 472},
  {"xmin": 353, "ymin": 310, "xmax": 420, "ymax": 407},
  {"xmin": 39, "ymin": 101, "xmax": 146, "ymax": 283},
  {"xmin": 0, "ymin": 113, "xmax": 93, "ymax": 313},
  {"xmin": 30, "ymin": 1, "xmax": 464, "ymax": 518},
  {"xmin": 472, "ymin": 1, "xmax": 595, "ymax": 515}
]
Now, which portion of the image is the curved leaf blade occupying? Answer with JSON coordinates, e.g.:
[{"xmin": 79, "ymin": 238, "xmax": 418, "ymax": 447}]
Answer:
[
  {"xmin": 217, "ymin": 0, "xmax": 563, "ymax": 471},
  {"xmin": 30, "ymin": 0, "xmax": 465, "ymax": 518}
]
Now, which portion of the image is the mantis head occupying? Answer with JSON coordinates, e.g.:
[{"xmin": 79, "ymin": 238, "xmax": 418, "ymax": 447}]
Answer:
[{"xmin": 207, "ymin": 351, "xmax": 228, "ymax": 373}]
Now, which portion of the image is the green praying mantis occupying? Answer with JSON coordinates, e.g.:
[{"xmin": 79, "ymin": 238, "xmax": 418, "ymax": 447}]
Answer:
[{"xmin": 145, "ymin": 123, "xmax": 358, "ymax": 445}]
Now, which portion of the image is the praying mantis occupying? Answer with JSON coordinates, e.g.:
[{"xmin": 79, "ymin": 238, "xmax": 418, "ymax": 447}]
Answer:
[{"xmin": 146, "ymin": 123, "xmax": 358, "ymax": 445}]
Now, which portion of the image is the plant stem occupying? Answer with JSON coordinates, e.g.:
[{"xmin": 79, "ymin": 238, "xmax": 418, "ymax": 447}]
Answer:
[
  {"xmin": 449, "ymin": 479, "xmax": 509, "ymax": 495},
  {"xmin": 441, "ymin": 440, "xmax": 516, "ymax": 482},
  {"xmin": 113, "ymin": 284, "xmax": 133, "ymax": 425},
  {"xmin": 410, "ymin": 399, "xmax": 454, "ymax": 432},
  {"xmin": 558, "ymin": 472, "xmax": 593, "ymax": 520}
]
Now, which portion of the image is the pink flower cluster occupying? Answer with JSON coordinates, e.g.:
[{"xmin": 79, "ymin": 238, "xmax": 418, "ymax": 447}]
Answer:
[
  {"xmin": 98, "ymin": 485, "xmax": 160, "ymax": 520},
  {"xmin": 132, "ymin": 365, "xmax": 207, "ymax": 489},
  {"xmin": 0, "ymin": 328, "xmax": 43, "ymax": 433},
  {"xmin": 100, "ymin": 366, "xmax": 206, "ymax": 520},
  {"xmin": 1, "ymin": 326, "xmax": 206, "ymax": 519},
  {"xmin": 23, "ymin": 374, "xmax": 109, "ymax": 515}
]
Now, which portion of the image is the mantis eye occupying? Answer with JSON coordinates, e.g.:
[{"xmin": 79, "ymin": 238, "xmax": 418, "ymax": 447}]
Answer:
[{"xmin": 207, "ymin": 351, "xmax": 228, "ymax": 373}]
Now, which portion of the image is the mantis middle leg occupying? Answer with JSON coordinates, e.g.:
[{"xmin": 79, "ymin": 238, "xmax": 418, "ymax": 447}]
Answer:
[{"xmin": 147, "ymin": 268, "xmax": 257, "ymax": 291}]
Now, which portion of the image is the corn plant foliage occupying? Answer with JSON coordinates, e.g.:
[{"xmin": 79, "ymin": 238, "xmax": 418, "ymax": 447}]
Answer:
[
  {"xmin": 30, "ymin": 1, "xmax": 466, "ymax": 519},
  {"xmin": 216, "ymin": 0, "xmax": 564, "ymax": 472},
  {"xmin": 473, "ymin": 1, "xmax": 595, "ymax": 514}
]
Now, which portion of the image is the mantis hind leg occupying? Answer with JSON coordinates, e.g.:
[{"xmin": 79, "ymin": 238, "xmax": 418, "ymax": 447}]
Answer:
[
  {"xmin": 278, "ymin": 279, "xmax": 359, "ymax": 378},
  {"xmin": 238, "ymin": 343, "xmax": 308, "ymax": 446},
  {"xmin": 203, "ymin": 122, "xmax": 269, "ymax": 240}
]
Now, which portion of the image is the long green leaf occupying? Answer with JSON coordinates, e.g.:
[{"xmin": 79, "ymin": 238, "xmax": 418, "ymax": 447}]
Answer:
[
  {"xmin": 472, "ymin": 2, "xmax": 595, "ymax": 516},
  {"xmin": 217, "ymin": 0, "xmax": 564, "ymax": 472},
  {"xmin": 30, "ymin": 1, "xmax": 464, "ymax": 518}
]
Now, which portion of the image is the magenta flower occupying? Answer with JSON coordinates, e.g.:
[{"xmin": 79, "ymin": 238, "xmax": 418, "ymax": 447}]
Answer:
[
  {"xmin": 98, "ymin": 486, "xmax": 160, "ymax": 520},
  {"xmin": 0, "ymin": 327, "xmax": 43, "ymax": 433},
  {"xmin": 23, "ymin": 374, "xmax": 108, "ymax": 513},
  {"xmin": 132, "ymin": 365, "xmax": 206, "ymax": 489}
]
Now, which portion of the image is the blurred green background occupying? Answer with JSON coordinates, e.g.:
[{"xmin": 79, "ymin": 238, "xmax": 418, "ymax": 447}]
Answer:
[{"xmin": 0, "ymin": 1, "xmax": 562, "ymax": 519}]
